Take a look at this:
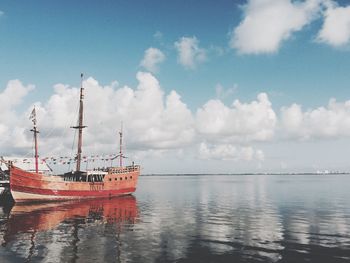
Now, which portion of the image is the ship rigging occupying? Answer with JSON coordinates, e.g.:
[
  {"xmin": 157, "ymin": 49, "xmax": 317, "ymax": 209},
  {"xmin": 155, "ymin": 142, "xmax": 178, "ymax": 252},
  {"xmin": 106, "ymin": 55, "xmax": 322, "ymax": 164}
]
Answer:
[{"xmin": 9, "ymin": 74, "xmax": 140, "ymax": 202}]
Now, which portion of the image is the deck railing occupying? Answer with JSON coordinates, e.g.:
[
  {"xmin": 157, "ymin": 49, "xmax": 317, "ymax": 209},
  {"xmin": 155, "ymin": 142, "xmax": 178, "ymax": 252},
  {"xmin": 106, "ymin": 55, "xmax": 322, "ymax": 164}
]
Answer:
[{"xmin": 108, "ymin": 165, "xmax": 140, "ymax": 174}]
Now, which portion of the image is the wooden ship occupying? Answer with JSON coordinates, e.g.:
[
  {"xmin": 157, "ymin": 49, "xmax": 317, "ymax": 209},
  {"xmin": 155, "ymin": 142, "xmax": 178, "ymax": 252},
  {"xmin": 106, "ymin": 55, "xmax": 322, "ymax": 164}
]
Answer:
[{"xmin": 9, "ymin": 74, "xmax": 140, "ymax": 202}]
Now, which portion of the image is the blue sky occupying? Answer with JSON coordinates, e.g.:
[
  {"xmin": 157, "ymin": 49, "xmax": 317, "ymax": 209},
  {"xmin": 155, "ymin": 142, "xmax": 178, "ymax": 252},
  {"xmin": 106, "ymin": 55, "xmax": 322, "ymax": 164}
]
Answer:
[
  {"xmin": 1, "ymin": 0, "xmax": 349, "ymax": 109},
  {"xmin": 1, "ymin": 0, "xmax": 350, "ymax": 173},
  {"xmin": 0, "ymin": 1, "xmax": 239, "ymax": 106}
]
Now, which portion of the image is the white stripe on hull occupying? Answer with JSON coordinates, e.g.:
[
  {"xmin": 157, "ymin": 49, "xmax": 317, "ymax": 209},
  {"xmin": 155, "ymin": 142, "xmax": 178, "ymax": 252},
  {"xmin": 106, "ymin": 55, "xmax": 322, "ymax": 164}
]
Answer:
[{"xmin": 11, "ymin": 190, "xmax": 133, "ymax": 202}]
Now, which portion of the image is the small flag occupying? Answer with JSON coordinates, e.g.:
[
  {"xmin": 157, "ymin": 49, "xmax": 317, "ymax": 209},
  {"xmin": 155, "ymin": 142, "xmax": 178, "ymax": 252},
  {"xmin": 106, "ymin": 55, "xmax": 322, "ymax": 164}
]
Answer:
[{"xmin": 29, "ymin": 107, "xmax": 36, "ymax": 124}]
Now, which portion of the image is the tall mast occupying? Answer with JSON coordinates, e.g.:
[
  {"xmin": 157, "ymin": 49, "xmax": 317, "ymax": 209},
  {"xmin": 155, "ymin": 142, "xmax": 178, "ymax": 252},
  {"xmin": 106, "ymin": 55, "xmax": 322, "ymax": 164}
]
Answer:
[
  {"xmin": 30, "ymin": 106, "xmax": 39, "ymax": 173},
  {"xmin": 119, "ymin": 122, "xmax": 123, "ymax": 167},
  {"xmin": 72, "ymin": 73, "xmax": 86, "ymax": 172}
]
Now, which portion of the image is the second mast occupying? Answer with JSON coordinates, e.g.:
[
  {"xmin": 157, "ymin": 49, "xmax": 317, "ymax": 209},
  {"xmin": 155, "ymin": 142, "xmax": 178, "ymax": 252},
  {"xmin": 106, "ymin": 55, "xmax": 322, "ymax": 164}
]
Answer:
[{"xmin": 72, "ymin": 73, "xmax": 87, "ymax": 172}]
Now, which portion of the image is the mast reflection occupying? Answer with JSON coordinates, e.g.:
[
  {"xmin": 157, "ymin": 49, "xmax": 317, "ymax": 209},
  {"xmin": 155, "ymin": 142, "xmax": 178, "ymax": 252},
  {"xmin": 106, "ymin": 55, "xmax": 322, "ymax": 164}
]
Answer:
[{"xmin": 1, "ymin": 196, "xmax": 138, "ymax": 262}]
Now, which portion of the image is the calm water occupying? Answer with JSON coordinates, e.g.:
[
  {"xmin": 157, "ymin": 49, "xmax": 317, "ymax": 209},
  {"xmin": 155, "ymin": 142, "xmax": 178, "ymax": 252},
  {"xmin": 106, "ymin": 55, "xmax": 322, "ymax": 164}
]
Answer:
[{"xmin": 1, "ymin": 174, "xmax": 350, "ymax": 262}]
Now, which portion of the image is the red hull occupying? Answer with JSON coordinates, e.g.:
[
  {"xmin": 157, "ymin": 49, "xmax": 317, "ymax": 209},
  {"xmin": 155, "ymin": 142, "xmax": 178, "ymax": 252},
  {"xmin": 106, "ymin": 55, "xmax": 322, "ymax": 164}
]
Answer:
[{"xmin": 10, "ymin": 165, "xmax": 140, "ymax": 202}]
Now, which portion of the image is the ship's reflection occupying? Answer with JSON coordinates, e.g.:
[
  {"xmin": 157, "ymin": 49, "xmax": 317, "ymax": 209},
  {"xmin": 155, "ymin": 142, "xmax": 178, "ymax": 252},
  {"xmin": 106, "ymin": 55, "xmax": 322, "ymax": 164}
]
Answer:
[
  {"xmin": 1, "ymin": 175, "xmax": 350, "ymax": 263},
  {"xmin": 0, "ymin": 196, "xmax": 138, "ymax": 262}
]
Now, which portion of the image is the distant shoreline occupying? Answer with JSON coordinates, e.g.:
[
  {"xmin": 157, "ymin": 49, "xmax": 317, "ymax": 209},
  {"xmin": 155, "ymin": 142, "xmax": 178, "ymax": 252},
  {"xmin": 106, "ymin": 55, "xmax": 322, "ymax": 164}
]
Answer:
[{"xmin": 141, "ymin": 172, "xmax": 350, "ymax": 176}]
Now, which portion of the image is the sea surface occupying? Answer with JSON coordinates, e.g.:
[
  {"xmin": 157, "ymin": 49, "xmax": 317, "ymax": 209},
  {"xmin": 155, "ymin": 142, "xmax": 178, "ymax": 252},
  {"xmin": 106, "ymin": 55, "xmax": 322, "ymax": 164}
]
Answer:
[{"xmin": 1, "ymin": 174, "xmax": 350, "ymax": 263}]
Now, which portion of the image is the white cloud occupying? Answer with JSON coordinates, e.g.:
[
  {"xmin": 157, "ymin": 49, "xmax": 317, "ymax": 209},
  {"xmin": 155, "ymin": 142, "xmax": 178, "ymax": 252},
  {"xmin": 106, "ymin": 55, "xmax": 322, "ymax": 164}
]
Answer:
[
  {"xmin": 174, "ymin": 36, "xmax": 207, "ymax": 69},
  {"xmin": 196, "ymin": 93, "xmax": 276, "ymax": 142},
  {"xmin": 230, "ymin": 0, "xmax": 322, "ymax": 54},
  {"xmin": 0, "ymin": 80, "xmax": 34, "ymax": 114},
  {"xmin": 281, "ymin": 98, "xmax": 350, "ymax": 139},
  {"xmin": 0, "ymin": 80, "xmax": 34, "ymax": 151},
  {"xmin": 140, "ymin": 47, "xmax": 165, "ymax": 73},
  {"xmin": 1, "ymin": 72, "xmax": 194, "ymax": 159},
  {"xmin": 317, "ymin": 3, "xmax": 350, "ymax": 47},
  {"xmin": 153, "ymin": 31, "xmax": 163, "ymax": 41},
  {"xmin": 198, "ymin": 142, "xmax": 264, "ymax": 161},
  {"xmin": 255, "ymin": 149, "xmax": 265, "ymax": 161},
  {"xmin": 124, "ymin": 73, "xmax": 195, "ymax": 149},
  {"xmin": 209, "ymin": 45, "xmax": 226, "ymax": 56},
  {"xmin": 215, "ymin": 83, "xmax": 237, "ymax": 100},
  {"xmin": 0, "ymin": 10, "xmax": 4, "ymax": 16},
  {"xmin": 0, "ymin": 75, "xmax": 277, "ymax": 171},
  {"xmin": 7, "ymin": 74, "xmax": 350, "ymax": 172}
]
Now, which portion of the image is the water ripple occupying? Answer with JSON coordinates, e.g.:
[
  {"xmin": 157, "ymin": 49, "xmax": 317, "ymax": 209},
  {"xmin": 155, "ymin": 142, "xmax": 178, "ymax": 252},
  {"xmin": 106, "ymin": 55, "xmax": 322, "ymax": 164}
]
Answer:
[{"xmin": 0, "ymin": 174, "xmax": 350, "ymax": 262}]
